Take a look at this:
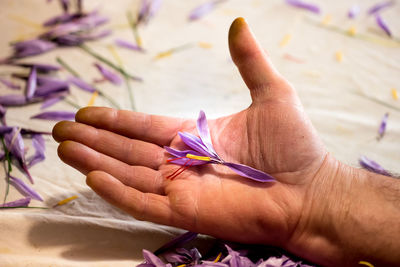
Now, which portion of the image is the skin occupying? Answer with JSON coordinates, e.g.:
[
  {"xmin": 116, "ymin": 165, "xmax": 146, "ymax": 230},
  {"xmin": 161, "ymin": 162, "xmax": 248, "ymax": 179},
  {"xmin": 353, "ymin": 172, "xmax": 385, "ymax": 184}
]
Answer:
[{"xmin": 53, "ymin": 18, "xmax": 400, "ymax": 267}]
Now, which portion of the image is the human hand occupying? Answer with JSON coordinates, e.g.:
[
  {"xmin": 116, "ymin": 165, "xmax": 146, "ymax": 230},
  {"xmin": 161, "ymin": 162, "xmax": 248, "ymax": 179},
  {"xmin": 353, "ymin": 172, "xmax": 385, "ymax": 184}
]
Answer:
[{"xmin": 53, "ymin": 18, "xmax": 345, "ymax": 265}]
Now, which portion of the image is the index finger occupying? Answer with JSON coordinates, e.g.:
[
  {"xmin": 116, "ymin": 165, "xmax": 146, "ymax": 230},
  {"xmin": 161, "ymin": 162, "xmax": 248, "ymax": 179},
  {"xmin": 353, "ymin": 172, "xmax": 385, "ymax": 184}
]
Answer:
[{"xmin": 75, "ymin": 107, "xmax": 187, "ymax": 146}]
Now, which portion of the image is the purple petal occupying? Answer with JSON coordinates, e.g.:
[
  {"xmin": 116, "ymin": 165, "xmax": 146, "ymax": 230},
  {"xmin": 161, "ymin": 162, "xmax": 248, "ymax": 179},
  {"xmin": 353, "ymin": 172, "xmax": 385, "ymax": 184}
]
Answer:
[
  {"xmin": 13, "ymin": 62, "xmax": 61, "ymax": 73},
  {"xmin": 367, "ymin": 0, "xmax": 395, "ymax": 15},
  {"xmin": 189, "ymin": 0, "xmax": 220, "ymax": 21},
  {"xmin": 60, "ymin": 0, "xmax": 70, "ymax": 13},
  {"xmin": 359, "ymin": 156, "xmax": 391, "ymax": 176},
  {"xmin": 378, "ymin": 112, "xmax": 389, "ymax": 139},
  {"xmin": 34, "ymin": 79, "xmax": 69, "ymax": 97},
  {"xmin": 178, "ymin": 131, "xmax": 215, "ymax": 158},
  {"xmin": 0, "ymin": 78, "xmax": 21, "ymax": 90},
  {"xmin": 26, "ymin": 66, "xmax": 37, "ymax": 100},
  {"xmin": 30, "ymin": 111, "xmax": 76, "ymax": 121},
  {"xmin": 4, "ymin": 127, "xmax": 25, "ymax": 163},
  {"xmin": 12, "ymin": 39, "xmax": 57, "ymax": 58},
  {"xmin": 115, "ymin": 39, "xmax": 144, "ymax": 51},
  {"xmin": 375, "ymin": 14, "xmax": 392, "ymax": 37},
  {"xmin": 348, "ymin": 4, "xmax": 360, "ymax": 19},
  {"xmin": 0, "ymin": 197, "xmax": 31, "ymax": 208},
  {"xmin": 138, "ymin": 0, "xmax": 163, "ymax": 24},
  {"xmin": 9, "ymin": 175, "xmax": 43, "ymax": 201},
  {"xmin": 223, "ymin": 162, "xmax": 275, "ymax": 182},
  {"xmin": 67, "ymin": 76, "xmax": 96, "ymax": 93},
  {"xmin": 196, "ymin": 110, "xmax": 219, "ymax": 159},
  {"xmin": 0, "ymin": 126, "xmax": 13, "ymax": 135},
  {"xmin": 154, "ymin": 231, "xmax": 198, "ymax": 255},
  {"xmin": 142, "ymin": 249, "xmax": 167, "ymax": 267},
  {"xmin": 27, "ymin": 134, "xmax": 45, "ymax": 168},
  {"xmin": 164, "ymin": 146, "xmax": 207, "ymax": 166},
  {"xmin": 0, "ymin": 94, "xmax": 27, "ymax": 106},
  {"xmin": 40, "ymin": 94, "xmax": 64, "ymax": 109},
  {"xmin": 43, "ymin": 13, "xmax": 80, "ymax": 27},
  {"xmin": 0, "ymin": 104, "xmax": 6, "ymax": 124},
  {"xmin": 94, "ymin": 63, "xmax": 123, "ymax": 85},
  {"xmin": 285, "ymin": 0, "xmax": 321, "ymax": 14}
]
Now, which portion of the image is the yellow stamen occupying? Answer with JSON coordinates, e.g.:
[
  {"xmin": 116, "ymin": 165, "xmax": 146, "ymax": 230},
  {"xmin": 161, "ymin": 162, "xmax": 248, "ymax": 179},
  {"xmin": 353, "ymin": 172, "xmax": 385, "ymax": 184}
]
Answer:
[
  {"xmin": 280, "ymin": 34, "xmax": 292, "ymax": 47},
  {"xmin": 359, "ymin": 261, "xmax": 374, "ymax": 267},
  {"xmin": 348, "ymin": 26, "xmax": 357, "ymax": 36},
  {"xmin": 176, "ymin": 265, "xmax": 186, "ymax": 267},
  {"xmin": 335, "ymin": 51, "xmax": 343, "ymax": 62},
  {"xmin": 198, "ymin": 42, "xmax": 213, "ymax": 49},
  {"xmin": 391, "ymin": 88, "xmax": 398, "ymax": 100},
  {"xmin": 107, "ymin": 45, "xmax": 124, "ymax": 66},
  {"xmin": 155, "ymin": 50, "xmax": 173, "ymax": 59},
  {"xmin": 321, "ymin": 14, "xmax": 332, "ymax": 25},
  {"xmin": 213, "ymin": 252, "xmax": 222, "ymax": 262},
  {"xmin": 87, "ymin": 91, "xmax": 99, "ymax": 106},
  {"xmin": 56, "ymin": 195, "xmax": 78, "ymax": 206},
  {"xmin": 186, "ymin": 154, "xmax": 211, "ymax": 161}
]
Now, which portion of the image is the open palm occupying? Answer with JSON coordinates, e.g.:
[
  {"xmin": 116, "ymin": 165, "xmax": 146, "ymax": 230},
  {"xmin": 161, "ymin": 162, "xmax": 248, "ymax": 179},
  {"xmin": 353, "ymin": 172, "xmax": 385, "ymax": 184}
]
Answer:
[{"xmin": 53, "ymin": 18, "xmax": 328, "ymax": 251}]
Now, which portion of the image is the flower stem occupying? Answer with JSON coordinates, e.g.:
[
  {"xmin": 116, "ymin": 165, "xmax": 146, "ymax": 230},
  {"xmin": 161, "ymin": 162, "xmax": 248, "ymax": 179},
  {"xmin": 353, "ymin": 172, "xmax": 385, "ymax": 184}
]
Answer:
[{"xmin": 79, "ymin": 44, "xmax": 142, "ymax": 82}]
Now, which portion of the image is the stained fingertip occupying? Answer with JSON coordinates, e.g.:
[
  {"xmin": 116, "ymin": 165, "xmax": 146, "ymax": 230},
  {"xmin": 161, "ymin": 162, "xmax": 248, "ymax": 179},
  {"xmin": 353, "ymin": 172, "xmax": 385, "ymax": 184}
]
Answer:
[{"xmin": 52, "ymin": 120, "xmax": 71, "ymax": 142}]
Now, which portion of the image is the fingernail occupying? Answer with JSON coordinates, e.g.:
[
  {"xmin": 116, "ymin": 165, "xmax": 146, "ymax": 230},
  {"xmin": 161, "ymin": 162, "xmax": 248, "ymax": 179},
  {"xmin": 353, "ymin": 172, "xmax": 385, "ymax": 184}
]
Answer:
[{"xmin": 229, "ymin": 17, "xmax": 247, "ymax": 37}]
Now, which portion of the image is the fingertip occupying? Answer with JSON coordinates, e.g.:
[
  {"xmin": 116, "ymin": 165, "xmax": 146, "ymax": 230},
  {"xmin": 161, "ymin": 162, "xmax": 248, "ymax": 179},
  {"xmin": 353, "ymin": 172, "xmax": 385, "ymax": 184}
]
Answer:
[
  {"xmin": 75, "ymin": 106, "xmax": 93, "ymax": 122},
  {"xmin": 52, "ymin": 120, "xmax": 69, "ymax": 142}
]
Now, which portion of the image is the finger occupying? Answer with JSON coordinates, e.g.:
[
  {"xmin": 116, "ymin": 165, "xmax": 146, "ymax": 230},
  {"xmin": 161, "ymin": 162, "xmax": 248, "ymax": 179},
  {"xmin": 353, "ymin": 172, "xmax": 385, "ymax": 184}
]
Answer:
[
  {"xmin": 75, "ymin": 107, "xmax": 187, "ymax": 147},
  {"xmin": 86, "ymin": 170, "xmax": 172, "ymax": 224},
  {"xmin": 53, "ymin": 121, "xmax": 165, "ymax": 169},
  {"xmin": 58, "ymin": 141, "xmax": 165, "ymax": 194},
  {"xmin": 228, "ymin": 17, "xmax": 292, "ymax": 102}
]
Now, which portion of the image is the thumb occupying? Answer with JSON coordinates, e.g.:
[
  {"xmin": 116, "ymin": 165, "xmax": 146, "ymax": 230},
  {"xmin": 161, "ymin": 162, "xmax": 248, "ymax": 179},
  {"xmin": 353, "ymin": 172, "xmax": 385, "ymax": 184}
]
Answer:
[{"xmin": 228, "ymin": 17, "xmax": 289, "ymax": 102}]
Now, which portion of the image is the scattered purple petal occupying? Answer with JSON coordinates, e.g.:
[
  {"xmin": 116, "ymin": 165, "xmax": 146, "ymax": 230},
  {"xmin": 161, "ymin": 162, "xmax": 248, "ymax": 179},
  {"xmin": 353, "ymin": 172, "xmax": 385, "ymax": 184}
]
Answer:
[
  {"xmin": 67, "ymin": 76, "xmax": 96, "ymax": 93},
  {"xmin": 11, "ymin": 39, "xmax": 57, "ymax": 59},
  {"xmin": 27, "ymin": 134, "xmax": 46, "ymax": 168},
  {"xmin": 0, "ymin": 94, "xmax": 27, "ymax": 106},
  {"xmin": 0, "ymin": 78, "xmax": 21, "ymax": 90},
  {"xmin": 26, "ymin": 66, "xmax": 37, "ymax": 100},
  {"xmin": 285, "ymin": 0, "xmax": 321, "ymax": 14},
  {"xmin": 34, "ymin": 78, "xmax": 69, "ymax": 98},
  {"xmin": 94, "ymin": 63, "xmax": 123, "ymax": 85},
  {"xmin": 115, "ymin": 39, "xmax": 144, "ymax": 51},
  {"xmin": 60, "ymin": 0, "xmax": 70, "ymax": 13},
  {"xmin": 0, "ymin": 104, "xmax": 6, "ymax": 125},
  {"xmin": 4, "ymin": 127, "xmax": 26, "ymax": 164},
  {"xmin": 375, "ymin": 14, "xmax": 392, "ymax": 37},
  {"xmin": 359, "ymin": 156, "xmax": 391, "ymax": 176},
  {"xmin": 223, "ymin": 162, "xmax": 276, "ymax": 182},
  {"xmin": 154, "ymin": 231, "xmax": 198, "ymax": 255},
  {"xmin": 367, "ymin": 0, "xmax": 395, "ymax": 15},
  {"xmin": 12, "ymin": 62, "xmax": 61, "ymax": 73},
  {"xmin": 377, "ymin": 112, "xmax": 389, "ymax": 139},
  {"xmin": 30, "ymin": 111, "xmax": 76, "ymax": 121},
  {"xmin": 348, "ymin": 4, "xmax": 361, "ymax": 19},
  {"xmin": 138, "ymin": 0, "xmax": 163, "ymax": 25},
  {"xmin": 40, "ymin": 94, "xmax": 65, "ymax": 109},
  {"xmin": 189, "ymin": 0, "xmax": 223, "ymax": 21},
  {"xmin": 9, "ymin": 175, "xmax": 43, "ymax": 201},
  {"xmin": 141, "ymin": 249, "xmax": 172, "ymax": 267},
  {"xmin": 0, "ymin": 197, "xmax": 31, "ymax": 208}
]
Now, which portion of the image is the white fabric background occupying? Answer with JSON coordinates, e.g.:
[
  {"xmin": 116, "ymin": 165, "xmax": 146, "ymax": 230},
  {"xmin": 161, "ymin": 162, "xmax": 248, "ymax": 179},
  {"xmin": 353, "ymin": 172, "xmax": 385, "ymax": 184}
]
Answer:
[{"xmin": 0, "ymin": 0, "xmax": 399, "ymax": 266}]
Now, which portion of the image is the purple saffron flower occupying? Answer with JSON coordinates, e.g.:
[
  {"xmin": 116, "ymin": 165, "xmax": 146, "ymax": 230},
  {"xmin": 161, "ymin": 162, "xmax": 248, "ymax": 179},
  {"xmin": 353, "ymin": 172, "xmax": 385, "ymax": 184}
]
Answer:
[
  {"xmin": 94, "ymin": 63, "xmax": 123, "ymax": 85},
  {"xmin": 154, "ymin": 231, "xmax": 198, "ymax": 255},
  {"xmin": 375, "ymin": 14, "xmax": 392, "ymax": 37},
  {"xmin": 0, "ymin": 78, "xmax": 21, "ymax": 90},
  {"xmin": 348, "ymin": 4, "xmax": 361, "ymax": 19},
  {"xmin": 188, "ymin": 0, "xmax": 224, "ymax": 21},
  {"xmin": 27, "ymin": 134, "xmax": 45, "ymax": 168},
  {"xmin": 31, "ymin": 111, "xmax": 76, "ymax": 121},
  {"xmin": 0, "ymin": 94, "xmax": 27, "ymax": 106},
  {"xmin": 9, "ymin": 175, "xmax": 43, "ymax": 201},
  {"xmin": 26, "ymin": 66, "xmax": 37, "ymax": 100},
  {"xmin": 165, "ymin": 111, "xmax": 275, "ymax": 182},
  {"xmin": 115, "ymin": 39, "xmax": 144, "ymax": 52},
  {"xmin": 285, "ymin": 0, "xmax": 321, "ymax": 14},
  {"xmin": 359, "ymin": 156, "xmax": 391, "ymax": 176},
  {"xmin": 367, "ymin": 0, "xmax": 395, "ymax": 15},
  {"xmin": 67, "ymin": 76, "xmax": 96, "ymax": 93},
  {"xmin": 0, "ymin": 197, "xmax": 31, "ymax": 208},
  {"xmin": 377, "ymin": 112, "xmax": 389, "ymax": 140},
  {"xmin": 11, "ymin": 39, "xmax": 57, "ymax": 59}
]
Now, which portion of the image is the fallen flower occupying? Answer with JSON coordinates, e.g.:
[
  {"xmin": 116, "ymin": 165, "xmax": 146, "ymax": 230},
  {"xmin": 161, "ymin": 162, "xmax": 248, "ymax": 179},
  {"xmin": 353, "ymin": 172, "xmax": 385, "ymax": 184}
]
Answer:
[
  {"xmin": 375, "ymin": 14, "xmax": 392, "ymax": 37},
  {"xmin": 377, "ymin": 112, "xmax": 389, "ymax": 140},
  {"xmin": 30, "ymin": 110, "xmax": 76, "ymax": 121},
  {"xmin": 0, "ymin": 197, "xmax": 31, "ymax": 208},
  {"xmin": 165, "ymin": 111, "xmax": 275, "ymax": 182},
  {"xmin": 285, "ymin": 0, "xmax": 321, "ymax": 14},
  {"xmin": 367, "ymin": 0, "xmax": 394, "ymax": 15},
  {"xmin": 188, "ymin": 0, "xmax": 225, "ymax": 21},
  {"xmin": 359, "ymin": 156, "xmax": 391, "ymax": 176},
  {"xmin": 94, "ymin": 63, "xmax": 123, "ymax": 85},
  {"xmin": 9, "ymin": 175, "xmax": 43, "ymax": 201}
]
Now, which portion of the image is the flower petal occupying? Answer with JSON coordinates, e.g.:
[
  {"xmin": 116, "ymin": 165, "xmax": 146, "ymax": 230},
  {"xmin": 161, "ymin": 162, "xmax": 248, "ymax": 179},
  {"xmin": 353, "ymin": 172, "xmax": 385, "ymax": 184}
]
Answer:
[
  {"xmin": 178, "ymin": 131, "xmax": 215, "ymax": 158},
  {"xmin": 285, "ymin": 0, "xmax": 321, "ymax": 14},
  {"xmin": 115, "ymin": 39, "xmax": 144, "ymax": 51},
  {"xmin": 31, "ymin": 111, "xmax": 76, "ymax": 121},
  {"xmin": 12, "ymin": 62, "xmax": 61, "ymax": 73},
  {"xmin": 223, "ymin": 162, "xmax": 275, "ymax": 182},
  {"xmin": 359, "ymin": 156, "xmax": 391, "ymax": 176},
  {"xmin": 94, "ymin": 63, "xmax": 123, "ymax": 85},
  {"xmin": 154, "ymin": 231, "xmax": 198, "ymax": 255},
  {"xmin": 12, "ymin": 39, "xmax": 57, "ymax": 59},
  {"xmin": 348, "ymin": 4, "xmax": 360, "ymax": 19},
  {"xmin": 27, "ymin": 134, "xmax": 46, "ymax": 168},
  {"xmin": 9, "ymin": 175, "xmax": 43, "ymax": 201},
  {"xmin": 4, "ymin": 127, "xmax": 25, "ymax": 163},
  {"xmin": 375, "ymin": 14, "xmax": 392, "ymax": 37},
  {"xmin": 378, "ymin": 112, "xmax": 389, "ymax": 139},
  {"xmin": 368, "ymin": 0, "xmax": 395, "ymax": 15},
  {"xmin": 26, "ymin": 66, "xmax": 37, "ymax": 100},
  {"xmin": 67, "ymin": 76, "xmax": 96, "ymax": 93},
  {"xmin": 188, "ymin": 0, "xmax": 220, "ymax": 21},
  {"xmin": 0, "ymin": 197, "xmax": 31, "ymax": 208},
  {"xmin": 164, "ymin": 146, "xmax": 207, "ymax": 166},
  {"xmin": 142, "ymin": 249, "xmax": 167, "ymax": 267},
  {"xmin": 0, "ymin": 94, "xmax": 27, "ymax": 106},
  {"xmin": 196, "ymin": 110, "xmax": 219, "ymax": 159}
]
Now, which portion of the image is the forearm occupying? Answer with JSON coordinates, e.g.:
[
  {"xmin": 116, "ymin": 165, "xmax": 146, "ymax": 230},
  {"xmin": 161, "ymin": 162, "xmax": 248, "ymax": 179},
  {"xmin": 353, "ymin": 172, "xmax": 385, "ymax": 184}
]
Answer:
[{"xmin": 289, "ymin": 155, "xmax": 400, "ymax": 267}]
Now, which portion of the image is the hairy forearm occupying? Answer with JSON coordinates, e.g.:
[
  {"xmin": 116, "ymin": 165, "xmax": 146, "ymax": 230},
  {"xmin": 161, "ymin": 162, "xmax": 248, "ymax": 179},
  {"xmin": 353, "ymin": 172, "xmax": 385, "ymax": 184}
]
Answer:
[{"xmin": 289, "ymin": 155, "xmax": 400, "ymax": 267}]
